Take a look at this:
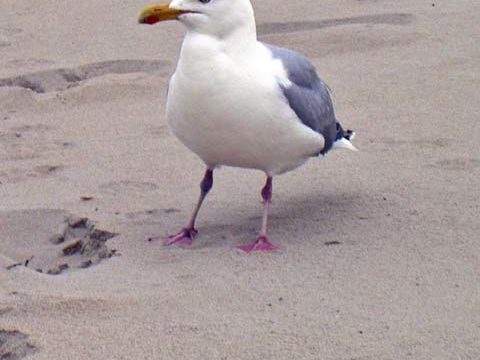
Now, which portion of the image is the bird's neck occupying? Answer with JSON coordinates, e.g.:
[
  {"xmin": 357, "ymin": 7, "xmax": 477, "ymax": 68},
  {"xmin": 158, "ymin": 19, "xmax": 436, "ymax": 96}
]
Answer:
[
  {"xmin": 221, "ymin": 23, "xmax": 257, "ymax": 54},
  {"xmin": 185, "ymin": 19, "xmax": 257, "ymax": 51},
  {"xmin": 182, "ymin": 24, "xmax": 257, "ymax": 56}
]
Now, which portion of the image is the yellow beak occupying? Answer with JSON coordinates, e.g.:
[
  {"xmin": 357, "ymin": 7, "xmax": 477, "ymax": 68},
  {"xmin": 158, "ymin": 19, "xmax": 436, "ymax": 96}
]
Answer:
[{"xmin": 138, "ymin": 2, "xmax": 186, "ymax": 25}]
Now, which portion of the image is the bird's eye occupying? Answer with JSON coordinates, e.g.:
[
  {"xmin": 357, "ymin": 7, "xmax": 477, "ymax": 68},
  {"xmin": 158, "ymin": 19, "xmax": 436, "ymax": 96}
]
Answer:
[{"xmin": 199, "ymin": 0, "xmax": 211, "ymax": 3}]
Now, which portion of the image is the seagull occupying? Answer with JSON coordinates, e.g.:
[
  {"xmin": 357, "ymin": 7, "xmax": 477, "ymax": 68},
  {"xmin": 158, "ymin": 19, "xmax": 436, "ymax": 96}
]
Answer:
[{"xmin": 139, "ymin": 0, "xmax": 357, "ymax": 252}]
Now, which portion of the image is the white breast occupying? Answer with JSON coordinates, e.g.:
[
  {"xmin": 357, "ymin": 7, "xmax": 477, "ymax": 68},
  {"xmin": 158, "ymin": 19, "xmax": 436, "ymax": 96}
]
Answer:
[{"xmin": 166, "ymin": 34, "xmax": 324, "ymax": 175}]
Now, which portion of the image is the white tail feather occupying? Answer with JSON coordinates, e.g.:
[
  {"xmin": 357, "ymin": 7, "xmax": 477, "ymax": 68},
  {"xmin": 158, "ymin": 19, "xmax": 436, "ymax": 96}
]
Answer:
[{"xmin": 333, "ymin": 137, "xmax": 358, "ymax": 152}]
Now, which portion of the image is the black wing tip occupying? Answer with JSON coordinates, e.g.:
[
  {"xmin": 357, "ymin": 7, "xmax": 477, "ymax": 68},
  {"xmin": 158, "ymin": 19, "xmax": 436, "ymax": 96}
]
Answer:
[
  {"xmin": 343, "ymin": 129, "xmax": 354, "ymax": 141},
  {"xmin": 335, "ymin": 122, "xmax": 354, "ymax": 141}
]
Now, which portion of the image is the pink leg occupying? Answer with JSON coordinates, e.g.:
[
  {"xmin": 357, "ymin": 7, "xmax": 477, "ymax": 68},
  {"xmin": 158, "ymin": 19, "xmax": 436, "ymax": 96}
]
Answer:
[
  {"xmin": 236, "ymin": 176, "xmax": 279, "ymax": 253},
  {"xmin": 148, "ymin": 168, "xmax": 213, "ymax": 247}
]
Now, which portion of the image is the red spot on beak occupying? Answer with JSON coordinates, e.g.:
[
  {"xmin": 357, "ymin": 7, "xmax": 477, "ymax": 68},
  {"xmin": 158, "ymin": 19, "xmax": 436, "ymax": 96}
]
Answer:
[{"xmin": 144, "ymin": 15, "xmax": 160, "ymax": 25}]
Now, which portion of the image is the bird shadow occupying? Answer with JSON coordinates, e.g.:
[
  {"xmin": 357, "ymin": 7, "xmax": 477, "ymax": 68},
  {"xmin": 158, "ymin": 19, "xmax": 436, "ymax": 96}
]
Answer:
[{"xmin": 197, "ymin": 191, "xmax": 365, "ymax": 249}]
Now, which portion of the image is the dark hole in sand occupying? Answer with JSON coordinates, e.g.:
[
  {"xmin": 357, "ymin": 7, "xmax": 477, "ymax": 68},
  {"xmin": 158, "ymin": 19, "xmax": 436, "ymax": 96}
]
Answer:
[{"xmin": 324, "ymin": 241, "xmax": 341, "ymax": 246}]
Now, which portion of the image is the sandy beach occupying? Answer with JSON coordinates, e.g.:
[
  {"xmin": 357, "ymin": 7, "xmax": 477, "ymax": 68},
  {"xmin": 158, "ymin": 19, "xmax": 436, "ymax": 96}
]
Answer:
[{"xmin": 1, "ymin": 0, "xmax": 479, "ymax": 358}]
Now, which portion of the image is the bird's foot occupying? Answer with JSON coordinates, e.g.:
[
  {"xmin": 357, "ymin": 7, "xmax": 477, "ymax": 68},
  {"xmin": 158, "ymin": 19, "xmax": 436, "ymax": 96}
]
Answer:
[
  {"xmin": 148, "ymin": 228, "xmax": 197, "ymax": 247},
  {"xmin": 164, "ymin": 228, "xmax": 198, "ymax": 247},
  {"xmin": 236, "ymin": 235, "xmax": 279, "ymax": 253}
]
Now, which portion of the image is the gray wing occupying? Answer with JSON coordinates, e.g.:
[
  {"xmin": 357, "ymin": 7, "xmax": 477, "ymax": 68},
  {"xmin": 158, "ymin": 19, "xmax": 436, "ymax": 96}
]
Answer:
[{"xmin": 264, "ymin": 43, "xmax": 343, "ymax": 154}]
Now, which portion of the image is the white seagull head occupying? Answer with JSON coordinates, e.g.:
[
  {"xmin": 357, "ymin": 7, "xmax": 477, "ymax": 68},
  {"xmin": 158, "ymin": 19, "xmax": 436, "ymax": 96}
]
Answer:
[{"xmin": 139, "ymin": 0, "xmax": 255, "ymax": 39}]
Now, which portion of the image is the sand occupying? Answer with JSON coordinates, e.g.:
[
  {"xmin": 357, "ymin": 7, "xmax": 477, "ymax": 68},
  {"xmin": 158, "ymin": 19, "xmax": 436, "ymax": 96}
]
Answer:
[{"xmin": 1, "ymin": 0, "xmax": 479, "ymax": 359}]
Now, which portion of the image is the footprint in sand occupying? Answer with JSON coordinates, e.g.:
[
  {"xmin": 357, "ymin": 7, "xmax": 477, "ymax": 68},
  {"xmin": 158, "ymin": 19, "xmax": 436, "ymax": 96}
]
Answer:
[
  {"xmin": 257, "ymin": 13, "xmax": 417, "ymax": 58},
  {"xmin": 0, "ymin": 329, "xmax": 37, "ymax": 359},
  {"xmin": 125, "ymin": 208, "xmax": 180, "ymax": 224},
  {"xmin": 33, "ymin": 165, "xmax": 64, "ymax": 176},
  {"xmin": 45, "ymin": 215, "xmax": 118, "ymax": 274},
  {"xmin": 5, "ymin": 59, "xmax": 55, "ymax": 69},
  {"xmin": 0, "ymin": 27, "xmax": 22, "ymax": 45},
  {"xmin": 0, "ymin": 121, "xmax": 70, "ymax": 184},
  {"xmin": 145, "ymin": 124, "xmax": 169, "ymax": 137},
  {"xmin": 0, "ymin": 308, "xmax": 13, "ymax": 316},
  {"xmin": 0, "ymin": 124, "xmax": 54, "ymax": 161},
  {"xmin": 0, "ymin": 210, "xmax": 118, "ymax": 275},
  {"xmin": 0, "ymin": 27, "xmax": 23, "ymax": 36},
  {"xmin": 9, "ymin": 124, "xmax": 52, "ymax": 134},
  {"xmin": 431, "ymin": 158, "xmax": 480, "ymax": 171},
  {"xmin": 257, "ymin": 13, "xmax": 414, "ymax": 36},
  {"xmin": 0, "ymin": 123, "xmax": 70, "ymax": 182},
  {"xmin": 0, "ymin": 164, "xmax": 64, "ymax": 184},
  {"xmin": 0, "ymin": 59, "xmax": 170, "ymax": 94},
  {"xmin": 99, "ymin": 180, "xmax": 158, "ymax": 196},
  {"xmin": 0, "ymin": 27, "xmax": 23, "ymax": 51}
]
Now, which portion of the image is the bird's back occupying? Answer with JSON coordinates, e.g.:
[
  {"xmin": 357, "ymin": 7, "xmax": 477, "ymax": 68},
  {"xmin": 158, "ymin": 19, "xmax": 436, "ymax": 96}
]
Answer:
[{"xmin": 264, "ymin": 43, "xmax": 351, "ymax": 154}]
